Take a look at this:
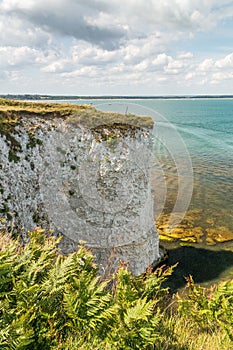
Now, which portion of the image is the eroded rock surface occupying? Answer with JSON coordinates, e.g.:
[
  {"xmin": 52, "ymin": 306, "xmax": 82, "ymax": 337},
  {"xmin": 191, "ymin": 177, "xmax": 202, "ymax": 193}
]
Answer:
[{"xmin": 0, "ymin": 99, "xmax": 160, "ymax": 274}]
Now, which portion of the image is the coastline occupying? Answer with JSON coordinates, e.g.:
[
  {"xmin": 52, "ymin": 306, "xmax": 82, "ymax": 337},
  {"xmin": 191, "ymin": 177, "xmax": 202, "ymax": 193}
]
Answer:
[{"xmin": 1, "ymin": 94, "xmax": 233, "ymax": 101}]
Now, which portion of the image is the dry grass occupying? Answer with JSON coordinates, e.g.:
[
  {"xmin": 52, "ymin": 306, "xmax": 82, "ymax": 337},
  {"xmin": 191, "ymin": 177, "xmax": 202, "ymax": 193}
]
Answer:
[
  {"xmin": 160, "ymin": 313, "xmax": 232, "ymax": 350},
  {"xmin": 0, "ymin": 98, "xmax": 154, "ymax": 130}
]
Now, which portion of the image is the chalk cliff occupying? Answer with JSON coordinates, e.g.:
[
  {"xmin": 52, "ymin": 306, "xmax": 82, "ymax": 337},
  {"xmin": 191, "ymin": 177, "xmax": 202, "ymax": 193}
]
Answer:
[{"xmin": 0, "ymin": 99, "xmax": 160, "ymax": 274}]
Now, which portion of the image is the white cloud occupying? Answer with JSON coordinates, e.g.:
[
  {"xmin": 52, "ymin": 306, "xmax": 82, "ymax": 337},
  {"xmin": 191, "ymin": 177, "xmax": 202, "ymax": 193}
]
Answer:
[
  {"xmin": 215, "ymin": 53, "xmax": 233, "ymax": 69},
  {"xmin": 1, "ymin": 0, "xmax": 233, "ymax": 50},
  {"xmin": 185, "ymin": 72, "xmax": 195, "ymax": 80},
  {"xmin": 0, "ymin": 46, "xmax": 42, "ymax": 67},
  {"xmin": 212, "ymin": 72, "xmax": 233, "ymax": 81},
  {"xmin": 197, "ymin": 59, "xmax": 215, "ymax": 73},
  {"xmin": 152, "ymin": 54, "xmax": 172, "ymax": 67},
  {"xmin": 61, "ymin": 66, "xmax": 99, "ymax": 79},
  {"xmin": 193, "ymin": 53, "xmax": 233, "ymax": 86},
  {"xmin": 177, "ymin": 52, "xmax": 194, "ymax": 59},
  {"xmin": 74, "ymin": 45, "xmax": 120, "ymax": 66},
  {"xmin": 0, "ymin": 0, "xmax": 232, "ymax": 94},
  {"xmin": 42, "ymin": 59, "xmax": 72, "ymax": 74},
  {"xmin": 0, "ymin": 70, "xmax": 20, "ymax": 81},
  {"xmin": 197, "ymin": 53, "xmax": 233, "ymax": 74},
  {"xmin": 111, "ymin": 0, "xmax": 233, "ymax": 33},
  {"xmin": 0, "ymin": 12, "xmax": 50, "ymax": 48},
  {"xmin": 165, "ymin": 60, "xmax": 187, "ymax": 75},
  {"xmin": 0, "ymin": 0, "xmax": 126, "ymax": 50}
]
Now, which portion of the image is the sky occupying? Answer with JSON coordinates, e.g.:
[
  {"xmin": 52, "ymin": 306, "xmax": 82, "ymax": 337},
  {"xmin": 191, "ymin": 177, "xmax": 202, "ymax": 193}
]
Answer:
[{"xmin": 0, "ymin": 0, "xmax": 233, "ymax": 96}]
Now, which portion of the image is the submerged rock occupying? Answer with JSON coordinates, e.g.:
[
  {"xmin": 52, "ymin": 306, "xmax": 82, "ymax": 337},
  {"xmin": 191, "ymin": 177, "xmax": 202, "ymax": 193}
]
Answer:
[
  {"xmin": 206, "ymin": 226, "xmax": 233, "ymax": 245},
  {"xmin": 157, "ymin": 210, "xmax": 233, "ymax": 245}
]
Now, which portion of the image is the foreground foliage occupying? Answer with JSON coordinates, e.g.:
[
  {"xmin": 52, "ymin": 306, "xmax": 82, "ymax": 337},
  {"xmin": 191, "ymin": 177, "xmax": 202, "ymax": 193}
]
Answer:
[
  {"xmin": 0, "ymin": 229, "xmax": 232, "ymax": 349},
  {"xmin": 177, "ymin": 275, "xmax": 233, "ymax": 341}
]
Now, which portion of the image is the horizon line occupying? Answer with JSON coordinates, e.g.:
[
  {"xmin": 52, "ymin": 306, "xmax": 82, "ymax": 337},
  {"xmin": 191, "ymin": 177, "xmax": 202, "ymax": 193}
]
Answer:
[{"xmin": 1, "ymin": 93, "xmax": 233, "ymax": 100}]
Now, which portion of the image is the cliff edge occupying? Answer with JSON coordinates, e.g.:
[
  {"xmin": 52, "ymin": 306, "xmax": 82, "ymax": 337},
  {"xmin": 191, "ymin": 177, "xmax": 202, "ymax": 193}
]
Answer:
[{"xmin": 0, "ymin": 99, "xmax": 160, "ymax": 274}]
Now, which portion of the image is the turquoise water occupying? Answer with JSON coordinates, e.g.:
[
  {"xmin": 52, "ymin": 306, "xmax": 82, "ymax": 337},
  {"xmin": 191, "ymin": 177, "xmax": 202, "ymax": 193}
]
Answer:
[{"xmin": 52, "ymin": 98, "xmax": 233, "ymax": 286}]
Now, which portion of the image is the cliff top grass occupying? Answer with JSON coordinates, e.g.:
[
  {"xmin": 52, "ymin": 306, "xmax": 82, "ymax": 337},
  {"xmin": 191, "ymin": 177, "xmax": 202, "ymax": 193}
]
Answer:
[{"xmin": 0, "ymin": 98, "xmax": 154, "ymax": 130}]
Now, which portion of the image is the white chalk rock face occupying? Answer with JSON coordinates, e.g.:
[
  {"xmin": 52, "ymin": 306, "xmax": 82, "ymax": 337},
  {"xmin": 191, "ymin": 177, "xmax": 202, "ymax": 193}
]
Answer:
[{"xmin": 0, "ymin": 103, "xmax": 160, "ymax": 274}]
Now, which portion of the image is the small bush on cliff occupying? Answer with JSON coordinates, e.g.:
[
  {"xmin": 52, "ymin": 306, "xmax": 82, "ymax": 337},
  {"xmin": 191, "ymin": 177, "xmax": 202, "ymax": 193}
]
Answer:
[{"xmin": 0, "ymin": 229, "xmax": 232, "ymax": 349}]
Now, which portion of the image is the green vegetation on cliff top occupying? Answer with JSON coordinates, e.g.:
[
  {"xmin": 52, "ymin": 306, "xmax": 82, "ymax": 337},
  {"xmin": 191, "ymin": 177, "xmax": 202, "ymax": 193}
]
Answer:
[{"xmin": 0, "ymin": 98, "xmax": 154, "ymax": 130}]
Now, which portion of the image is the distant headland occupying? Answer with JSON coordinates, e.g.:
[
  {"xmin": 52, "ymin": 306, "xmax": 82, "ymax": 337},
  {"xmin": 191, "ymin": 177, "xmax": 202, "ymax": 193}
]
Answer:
[{"xmin": 0, "ymin": 94, "xmax": 233, "ymax": 101}]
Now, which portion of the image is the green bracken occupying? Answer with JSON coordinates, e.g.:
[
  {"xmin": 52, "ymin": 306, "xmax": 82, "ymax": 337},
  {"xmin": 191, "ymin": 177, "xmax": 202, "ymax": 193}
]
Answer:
[{"xmin": 0, "ymin": 228, "xmax": 232, "ymax": 350}]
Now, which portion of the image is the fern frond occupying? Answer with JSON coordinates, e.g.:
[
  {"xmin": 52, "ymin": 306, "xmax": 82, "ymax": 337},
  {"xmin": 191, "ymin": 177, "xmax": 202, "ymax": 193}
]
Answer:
[
  {"xmin": 124, "ymin": 297, "xmax": 155, "ymax": 326},
  {"xmin": 89, "ymin": 304, "xmax": 119, "ymax": 328}
]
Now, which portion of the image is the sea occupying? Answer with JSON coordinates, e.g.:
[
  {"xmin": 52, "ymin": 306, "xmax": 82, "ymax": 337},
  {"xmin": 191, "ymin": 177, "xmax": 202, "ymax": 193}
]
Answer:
[{"xmin": 50, "ymin": 97, "xmax": 233, "ymax": 288}]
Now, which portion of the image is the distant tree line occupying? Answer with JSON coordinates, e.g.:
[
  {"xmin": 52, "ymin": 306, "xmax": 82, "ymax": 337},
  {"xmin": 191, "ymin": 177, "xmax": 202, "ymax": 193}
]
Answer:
[{"xmin": 1, "ymin": 94, "xmax": 233, "ymax": 101}]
